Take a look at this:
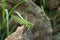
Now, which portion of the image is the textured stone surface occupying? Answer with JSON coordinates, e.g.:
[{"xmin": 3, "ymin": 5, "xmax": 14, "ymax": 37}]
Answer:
[
  {"xmin": 5, "ymin": 26, "xmax": 33, "ymax": 40},
  {"xmin": 45, "ymin": 0, "xmax": 60, "ymax": 9}
]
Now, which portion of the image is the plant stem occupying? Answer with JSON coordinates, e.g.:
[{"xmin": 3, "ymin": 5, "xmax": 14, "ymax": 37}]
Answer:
[
  {"xmin": 5, "ymin": 9, "xmax": 9, "ymax": 36},
  {"xmin": 2, "ymin": 0, "xmax": 6, "ymax": 30}
]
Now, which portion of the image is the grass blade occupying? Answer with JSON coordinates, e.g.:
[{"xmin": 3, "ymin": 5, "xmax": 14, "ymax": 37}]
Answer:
[
  {"xmin": 5, "ymin": 9, "xmax": 9, "ymax": 36},
  {"xmin": 2, "ymin": 0, "xmax": 6, "ymax": 30}
]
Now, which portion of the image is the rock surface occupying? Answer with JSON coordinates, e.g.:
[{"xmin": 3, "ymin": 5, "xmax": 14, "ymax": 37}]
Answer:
[{"xmin": 5, "ymin": 26, "xmax": 33, "ymax": 40}]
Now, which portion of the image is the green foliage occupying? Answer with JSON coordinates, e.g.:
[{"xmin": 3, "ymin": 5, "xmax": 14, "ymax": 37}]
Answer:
[
  {"xmin": 53, "ymin": 33, "xmax": 60, "ymax": 40},
  {"xmin": 5, "ymin": 9, "xmax": 9, "ymax": 36},
  {"xmin": 2, "ymin": 0, "xmax": 6, "ymax": 30}
]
